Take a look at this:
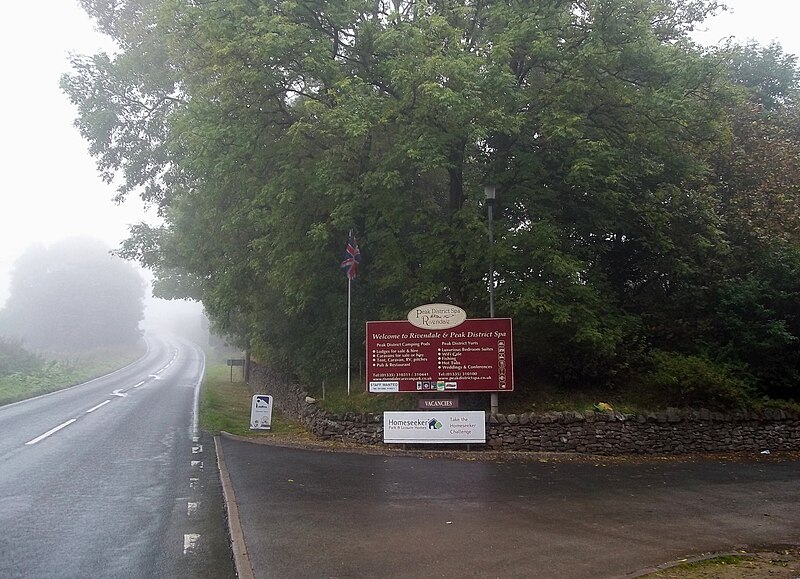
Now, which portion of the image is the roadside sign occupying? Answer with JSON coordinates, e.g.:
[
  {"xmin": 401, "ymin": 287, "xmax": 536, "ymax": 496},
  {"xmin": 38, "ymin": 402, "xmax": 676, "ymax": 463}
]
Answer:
[
  {"xmin": 366, "ymin": 318, "xmax": 513, "ymax": 393},
  {"xmin": 228, "ymin": 358, "xmax": 246, "ymax": 381},
  {"xmin": 383, "ymin": 411, "xmax": 486, "ymax": 444},
  {"xmin": 250, "ymin": 395, "xmax": 273, "ymax": 430},
  {"xmin": 418, "ymin": 397, "xmax": 459, "ymax": 409}
]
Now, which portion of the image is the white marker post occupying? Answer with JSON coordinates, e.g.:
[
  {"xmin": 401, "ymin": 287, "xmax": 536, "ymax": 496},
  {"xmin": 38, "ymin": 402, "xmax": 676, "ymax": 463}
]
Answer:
[{"xmin": 250, "ymin": 395, "xmax": 273, "ymax": 430}]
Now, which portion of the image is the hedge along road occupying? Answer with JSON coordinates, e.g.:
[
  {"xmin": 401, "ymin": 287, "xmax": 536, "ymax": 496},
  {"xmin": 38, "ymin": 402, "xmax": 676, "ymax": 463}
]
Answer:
[{"xmin": 218, "ymin": 436, "xmax": 800, "ymax": 579}]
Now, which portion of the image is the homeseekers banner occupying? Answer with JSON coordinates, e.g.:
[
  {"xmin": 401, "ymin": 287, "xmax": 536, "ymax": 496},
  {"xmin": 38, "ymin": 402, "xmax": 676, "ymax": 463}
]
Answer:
[{"xmin": 383, "ymin": 411, "xmax": 486, "ymax": 444}]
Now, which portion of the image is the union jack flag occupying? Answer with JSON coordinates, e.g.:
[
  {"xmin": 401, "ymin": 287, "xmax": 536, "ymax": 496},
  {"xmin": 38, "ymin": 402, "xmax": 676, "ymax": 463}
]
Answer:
[{"xmin": 340, "ymin": 232, "xmax": 361, "ymax": 281}]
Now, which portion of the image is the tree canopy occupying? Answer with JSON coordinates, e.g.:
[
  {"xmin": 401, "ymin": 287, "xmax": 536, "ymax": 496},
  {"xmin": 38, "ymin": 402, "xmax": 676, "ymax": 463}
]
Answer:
[
  {"xmin": 0, "ymin": 238, "xmax": 145, "ymax": 352},
  {"xmin": 63, "ymin": 0, "xmax": 800, "ymax": 405}
]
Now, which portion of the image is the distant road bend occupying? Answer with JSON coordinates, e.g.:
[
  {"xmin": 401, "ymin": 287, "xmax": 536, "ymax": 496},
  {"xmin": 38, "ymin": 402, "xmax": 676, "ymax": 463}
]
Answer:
[{"xmin": 0, "ymin": 335, "xmax": 234, "ymax": 579}]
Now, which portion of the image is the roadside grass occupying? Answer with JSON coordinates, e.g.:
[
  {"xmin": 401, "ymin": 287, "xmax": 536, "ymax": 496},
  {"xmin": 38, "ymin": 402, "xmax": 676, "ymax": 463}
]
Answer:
[
  {"xmin": 0, "ymin": 343, "xmax": 146, "ymax": 406},
  {"xmin": 317, "ymin": 385, "xmax": 418, "ymax": 414},
  {"xmin": 200, "ymin": 364, "xmax": 309, "ymax": 438}
]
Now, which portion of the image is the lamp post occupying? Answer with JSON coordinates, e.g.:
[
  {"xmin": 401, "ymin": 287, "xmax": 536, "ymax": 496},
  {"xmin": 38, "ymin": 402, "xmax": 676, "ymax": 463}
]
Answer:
[
  {"xmin": 484, "ymin": 184, "xmax": 498, "ymax": 416},
  {"xmin": 484, "ymin": 185, "xmax": 496, "ymax": 318}
]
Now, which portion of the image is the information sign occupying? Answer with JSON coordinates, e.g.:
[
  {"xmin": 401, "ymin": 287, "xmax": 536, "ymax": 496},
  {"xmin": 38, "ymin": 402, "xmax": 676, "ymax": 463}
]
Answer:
[
  {"xmin": 366, "ymin": 318, "xmax": 513, "ymax": 393},
  {"xmin": 418, "ymin": 397, "xmax": 459, "ymax": 409},
  {"xmin": 383, "ymin": 411, "xmax": 486, "ymax": 444},
  {"xmin": 250, "ymin": 395, "xmax": 273, "ymax": 430}
]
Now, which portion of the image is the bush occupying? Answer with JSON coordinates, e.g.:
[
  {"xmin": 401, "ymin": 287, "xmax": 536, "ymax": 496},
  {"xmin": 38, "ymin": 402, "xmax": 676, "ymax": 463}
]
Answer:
[
  {"xmin": 639, "ymin": 350, "xmax": 755, "ymax": 409},
  {"xmin": 0, "ymin": 337, "xmax": 42, "ymax": 377}
]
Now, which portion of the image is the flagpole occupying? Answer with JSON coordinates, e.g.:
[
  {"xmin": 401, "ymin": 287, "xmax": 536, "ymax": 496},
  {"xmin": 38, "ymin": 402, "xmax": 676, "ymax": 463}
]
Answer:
[{"xmin": 347, "ymin": 275, "xmax": 352, "ymax": 396}]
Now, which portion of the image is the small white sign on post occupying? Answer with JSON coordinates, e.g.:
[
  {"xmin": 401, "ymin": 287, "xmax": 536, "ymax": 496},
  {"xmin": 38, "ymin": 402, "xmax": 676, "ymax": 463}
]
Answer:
[
  {"xmin": 383, "ymin": 411, "xmax": 486, "ymax": 444},
  {"xmin": 250, "ymin": 395, "xmax": 273, "ymax": 430}
]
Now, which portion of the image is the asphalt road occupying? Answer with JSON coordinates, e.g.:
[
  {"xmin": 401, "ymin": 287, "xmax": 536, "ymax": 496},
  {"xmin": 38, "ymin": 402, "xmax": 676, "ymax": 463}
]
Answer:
[
  {"xmin": 220, "ymin": 437, "xmax": 800, "ymax": 579},
  {"xmin": 0, "ymin": 336, "xmax": 234, "ymax": 579}
]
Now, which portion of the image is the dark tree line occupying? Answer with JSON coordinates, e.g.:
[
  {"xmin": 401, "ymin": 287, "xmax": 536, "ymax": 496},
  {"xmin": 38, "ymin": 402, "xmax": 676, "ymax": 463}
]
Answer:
[{"xmin": 62, "ymin": 0, "xmax": 800, "ymax": 406}]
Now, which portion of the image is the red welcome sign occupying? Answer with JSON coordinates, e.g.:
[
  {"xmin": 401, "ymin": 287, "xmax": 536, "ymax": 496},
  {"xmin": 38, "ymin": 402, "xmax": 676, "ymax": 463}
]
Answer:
[{"xmin": 366, "ymin": 318, "xmax": 513, "ymax": 393}]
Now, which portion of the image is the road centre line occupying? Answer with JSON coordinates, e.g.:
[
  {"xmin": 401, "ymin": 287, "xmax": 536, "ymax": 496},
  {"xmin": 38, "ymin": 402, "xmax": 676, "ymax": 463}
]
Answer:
[
  {"xmin": 85, "ymin": 400, "xmax": 112, "ymax": 413},
  {"xmin": 25, "ymin": 419, "xmax": 78, "ymax": 446}
]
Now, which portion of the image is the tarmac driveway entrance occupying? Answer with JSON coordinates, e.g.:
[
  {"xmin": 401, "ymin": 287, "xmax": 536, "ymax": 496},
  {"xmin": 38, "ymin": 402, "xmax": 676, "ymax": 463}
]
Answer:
[{"xmin": 218, "ymin": 437, "xmax": 800, "ymax": 579}]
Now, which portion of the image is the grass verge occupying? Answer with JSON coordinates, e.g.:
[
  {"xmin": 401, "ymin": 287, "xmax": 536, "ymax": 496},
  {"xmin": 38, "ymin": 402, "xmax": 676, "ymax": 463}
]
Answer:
[
  {"xmin": 200, "ymin": 364, "xmax": 309, "ymax": 438},
  {"xmin": 0, "ymin": 343, "xmax": 146, "ymax": 406}
]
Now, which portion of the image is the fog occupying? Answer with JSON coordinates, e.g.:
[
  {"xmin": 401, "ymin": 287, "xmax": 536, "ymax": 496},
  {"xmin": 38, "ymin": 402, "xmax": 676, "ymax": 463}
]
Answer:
[
  {"xmin": 0, "ymin": 237, "xmax": 208, "ymax": 355},
  {"xmin": 141, "ymin": 295, "xmax": 209, "ymax": 346}
]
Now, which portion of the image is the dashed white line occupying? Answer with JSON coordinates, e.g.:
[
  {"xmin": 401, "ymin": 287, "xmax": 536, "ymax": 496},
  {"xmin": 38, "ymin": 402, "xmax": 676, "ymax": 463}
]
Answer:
[
  {"xmin": 25, "ymin": 419, "xmax": 77, "ymax": 445},
  {"xmin": 183, "ymin": 533, "xmax": 201, "ymax": 555},
  {"xmin": 187, "ymin": 501, "xmax": 199, "ymax": 516},
  {"xmin": 86, "ymin": 400, "xmax": 112, "ymax": 413}
]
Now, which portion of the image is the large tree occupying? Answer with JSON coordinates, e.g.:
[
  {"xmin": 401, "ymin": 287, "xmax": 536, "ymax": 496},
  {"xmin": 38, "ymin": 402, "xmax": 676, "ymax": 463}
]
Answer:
[
  {"xmin": 62, "ymin": 0, "xmax": 800, "ymax": 401},
  {"xmin": 0, "ymin": 238, "xmax": 145, "ymax": 352}
]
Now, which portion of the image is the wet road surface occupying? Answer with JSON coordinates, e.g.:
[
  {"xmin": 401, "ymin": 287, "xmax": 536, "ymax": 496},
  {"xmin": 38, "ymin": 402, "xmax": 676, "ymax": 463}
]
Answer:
[
  {"xmin": 0, "ymin": 337, "xmax": 234, "ymax": 579},
  {"xmin": 219, "ymin": 437, "xmax": 800, "ymax": 579}
]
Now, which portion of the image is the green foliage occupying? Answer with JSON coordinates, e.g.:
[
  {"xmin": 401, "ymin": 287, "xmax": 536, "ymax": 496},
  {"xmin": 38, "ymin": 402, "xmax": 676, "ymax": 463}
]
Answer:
[
  {"xmin": 0, "ymin": 344, "xmax": 145, "ymax": 406},
  {"xmin": 64, "ymin": 0, "xmax": 800, "ymax": 406},
  {"xmin": 638, "ymin": 350, "xmax": 754, "ymax": 409},
  {"xmin": 0, "ymin": 337, "xmax": 42, "ymax": 377},
  {"xmin": 316, "ymin": 386, "xmax": 418, "ymax": 414},
  {"xmin": 727, "ymin": 41, "xmax": 800, "ymax": 110}
]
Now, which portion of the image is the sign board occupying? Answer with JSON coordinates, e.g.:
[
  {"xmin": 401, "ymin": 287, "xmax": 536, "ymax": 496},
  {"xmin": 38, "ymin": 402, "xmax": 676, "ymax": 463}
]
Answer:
[
  {"xmin": 250, "ymin": 395, "xmax": 273, "ymax": 430},
  {"xmin": 227, "ymin": 359, "xmax": 245, "ymax": 367},
  {"xmin": 366, "ymin": 318, "xmax": 513, "ymax": 393},
  {"xmin": 418, "ymin": 397, "xmax": 459, "ymax": 410},
  {"xmin": 407, "ymin": 303, "xmax": 467, "ymax": 329},
  {"xmin": 383, "ymin": 411, "xmax": 486, "ymax": 444}
]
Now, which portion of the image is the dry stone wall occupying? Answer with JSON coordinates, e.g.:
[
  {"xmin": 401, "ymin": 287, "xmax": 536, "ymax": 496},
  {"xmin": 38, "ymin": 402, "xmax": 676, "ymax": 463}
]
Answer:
[{"xmin": 248, "ymin": 363, "xmax": 800, "ymax": 455}]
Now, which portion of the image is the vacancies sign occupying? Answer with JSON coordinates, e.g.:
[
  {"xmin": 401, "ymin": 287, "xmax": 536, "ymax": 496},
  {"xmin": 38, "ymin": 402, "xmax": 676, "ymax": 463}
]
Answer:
[{"xmin": 366, "ymin": 317, "xmax": 513, "ymax": 393}]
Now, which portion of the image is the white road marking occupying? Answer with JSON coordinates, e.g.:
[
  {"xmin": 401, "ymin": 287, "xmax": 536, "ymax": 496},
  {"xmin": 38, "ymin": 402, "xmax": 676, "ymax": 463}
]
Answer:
[
  {"xmin": 189, "ymin": 477, "xmax": 200, "ymax": 489},
  {"xmin": 191, "ymin": 460, "xmax": 203, "ymax": 470},
  {"xmin": 187, "ymin": 502, "xmax": 199, "ymax": 516},
  {"xmin": 192, "ymin": 445, "xmax": 203, "ymax": 454},
  {"xmin": 183, "ymin": 533, "xmax": 201, "ymax": 555},
  {"xmin": 133, "ymin": 380, "xmax": 145, "ymax": 388},
  {"xmin": 85, "ymin": 400, "xmax": 111, "ymax": 413},
  {"xmin": 25, "ymin": 419, "xmax": 78, "ymax": 445},
  {"xmin": 111, "ymin": 389, "xmax": 127, "ymax": 398}
]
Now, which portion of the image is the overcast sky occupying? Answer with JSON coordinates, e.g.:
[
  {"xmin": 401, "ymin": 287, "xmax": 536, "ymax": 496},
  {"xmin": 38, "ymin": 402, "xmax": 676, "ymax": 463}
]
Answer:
[{"xmin": 1, "ymin": 1, "xmax": 799, "ymax": 307}]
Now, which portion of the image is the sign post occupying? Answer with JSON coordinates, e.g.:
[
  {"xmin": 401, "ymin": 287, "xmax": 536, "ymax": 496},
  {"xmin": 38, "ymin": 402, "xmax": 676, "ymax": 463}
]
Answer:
[{"xmin": 227, "ymin": 358, "xmax": 245, "ymax": 381}]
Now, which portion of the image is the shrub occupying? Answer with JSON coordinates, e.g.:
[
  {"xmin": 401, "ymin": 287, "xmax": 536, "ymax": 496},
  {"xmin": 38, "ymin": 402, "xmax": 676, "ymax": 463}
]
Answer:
[
  {"xmin": 0, "ymin": 337, "xmax": 42, "ymax": 377},
  {"xmin": 639, "ymin": 350, "xmax": 755, "ymax": 409}
]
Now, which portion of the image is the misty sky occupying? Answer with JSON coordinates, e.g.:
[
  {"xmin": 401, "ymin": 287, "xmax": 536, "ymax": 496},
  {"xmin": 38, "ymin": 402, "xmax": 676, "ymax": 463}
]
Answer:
[{"xmin": 1, "ymin": 0, "xmax": 800, "ymax": 307}]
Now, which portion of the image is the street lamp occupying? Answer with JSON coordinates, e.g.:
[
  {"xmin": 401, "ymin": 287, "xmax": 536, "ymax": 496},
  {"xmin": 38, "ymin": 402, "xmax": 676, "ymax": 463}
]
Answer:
[
  {"xmin": 484, "ymin": 184, "xmax": 496, "ymax": 318},
  {"xmin": 484, "ymin": 184, "xmax": 498, "ymax": 416}
]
